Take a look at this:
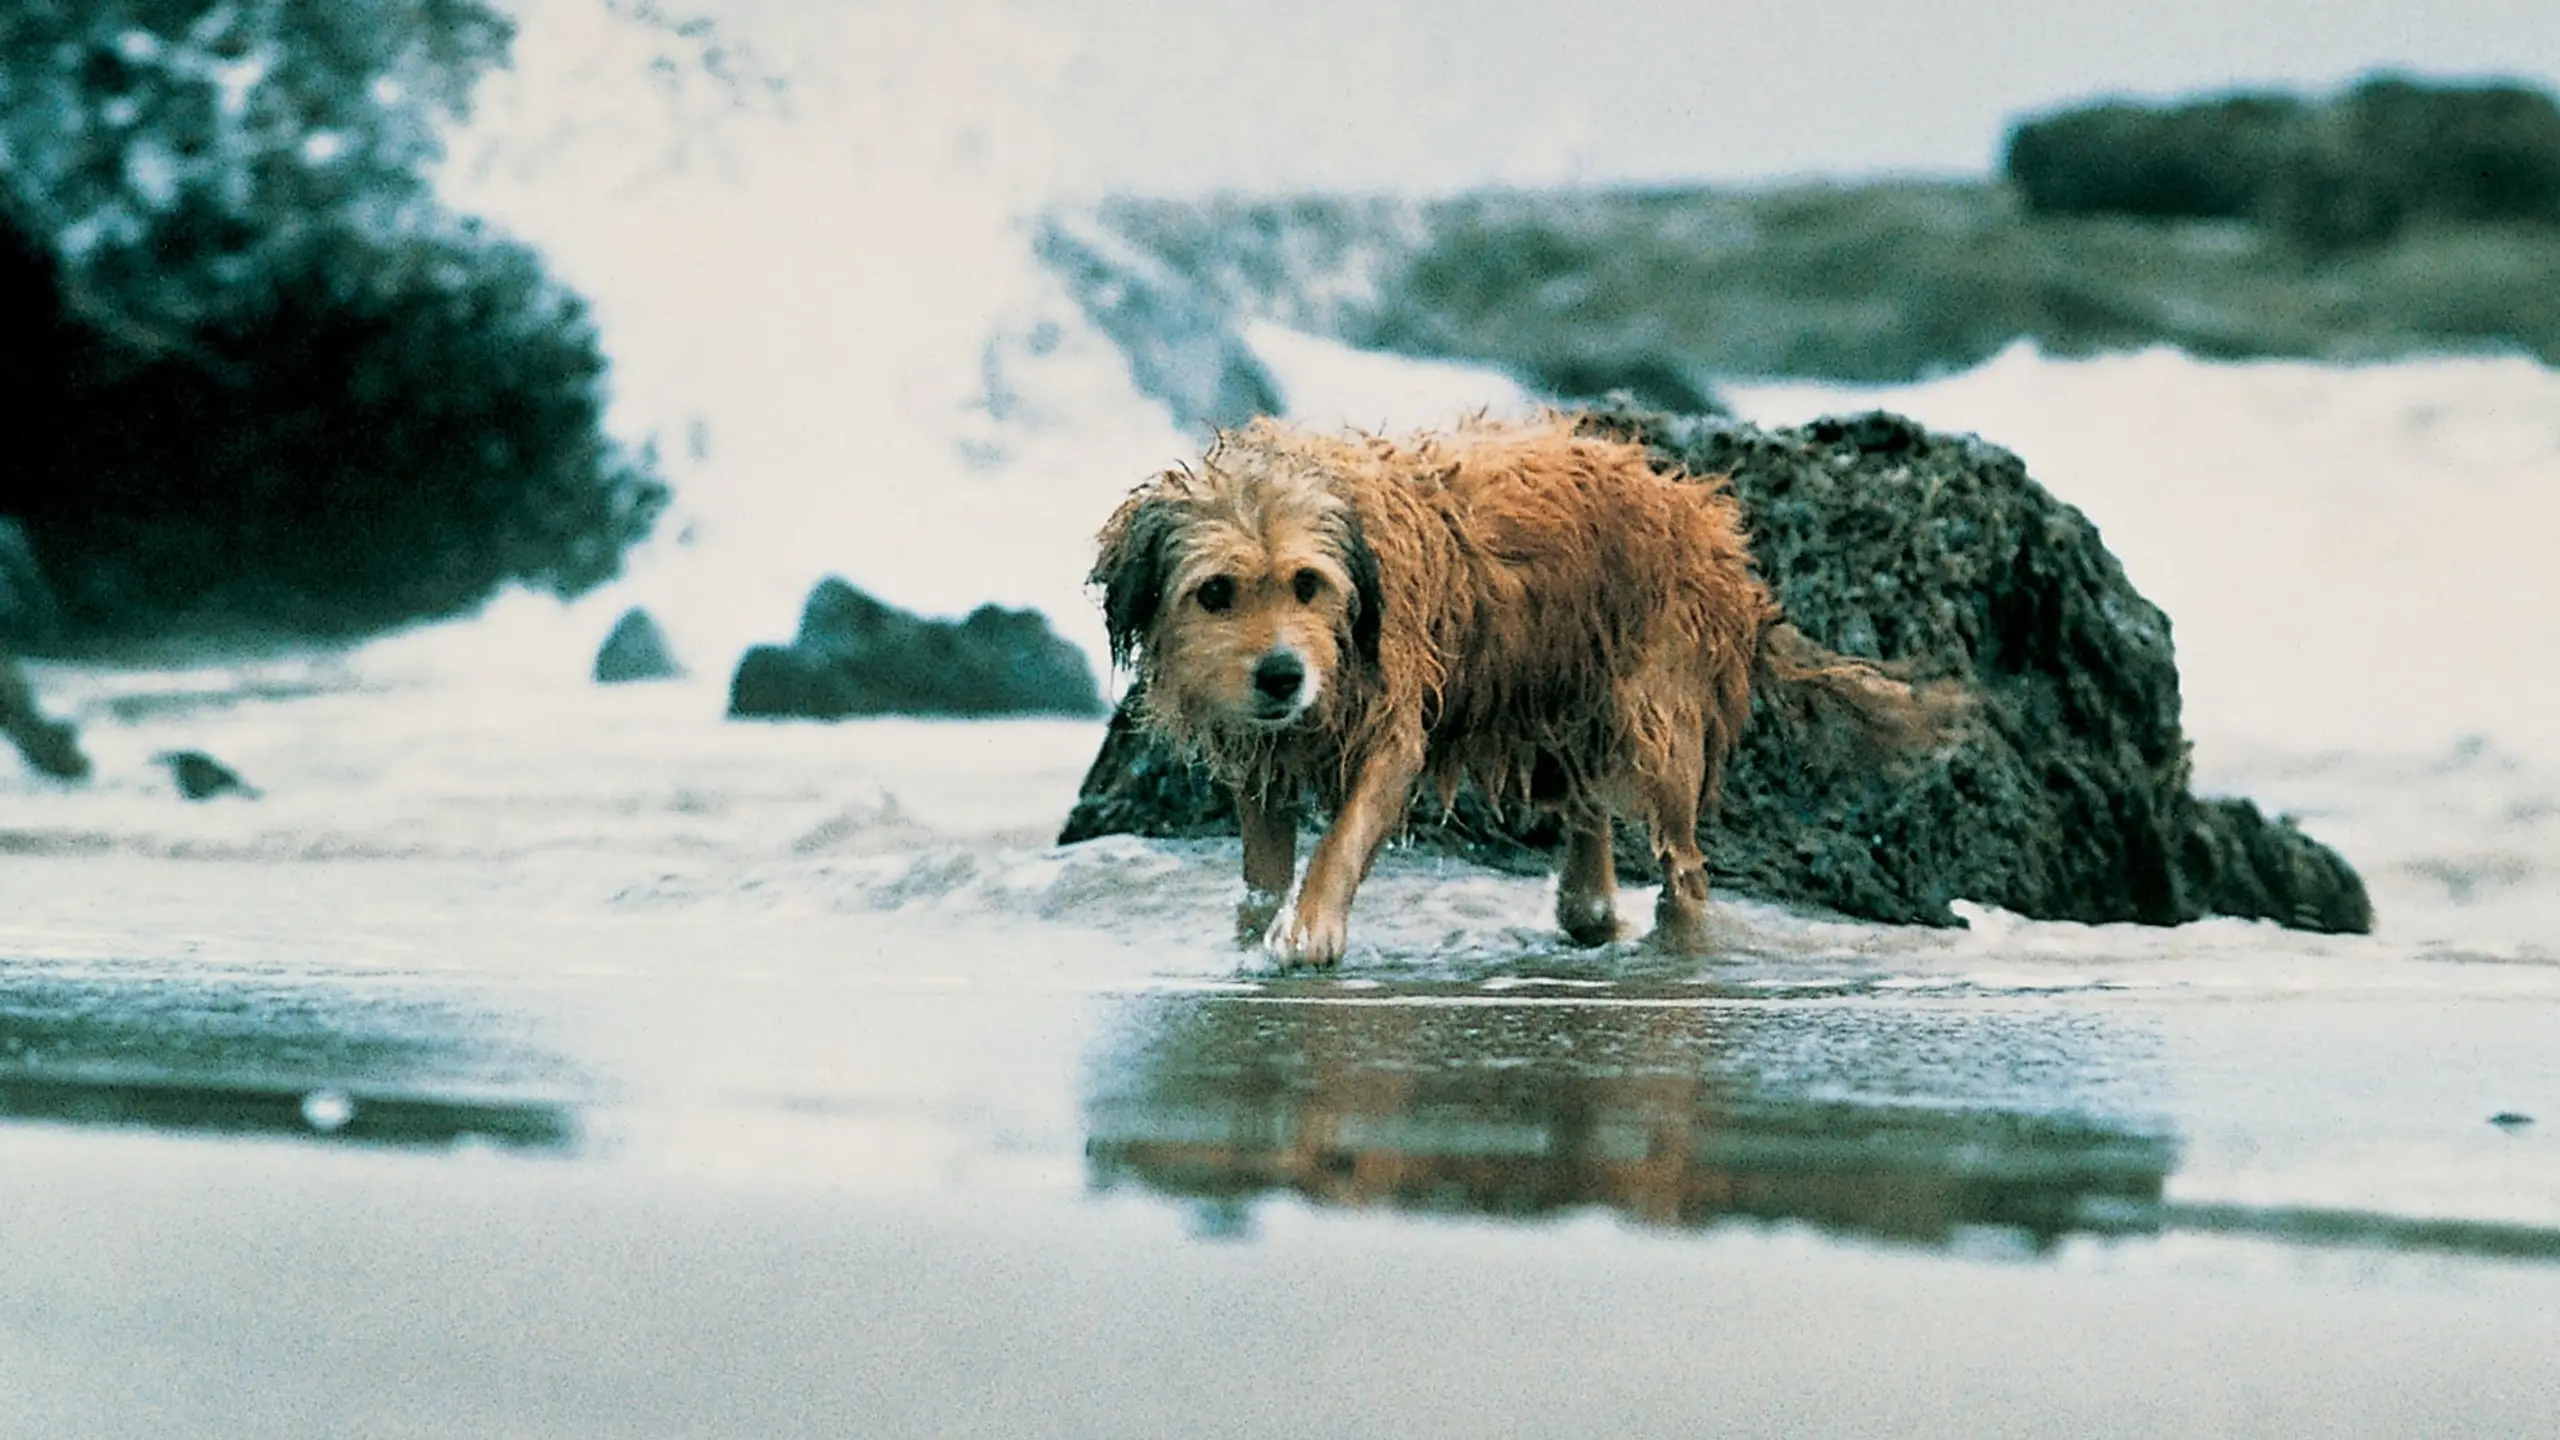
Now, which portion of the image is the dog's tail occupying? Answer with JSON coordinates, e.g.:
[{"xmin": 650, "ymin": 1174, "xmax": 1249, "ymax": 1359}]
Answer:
[{"xmin": 1752, "ymin": 621, "xmax": 1972, "ymax": 758}]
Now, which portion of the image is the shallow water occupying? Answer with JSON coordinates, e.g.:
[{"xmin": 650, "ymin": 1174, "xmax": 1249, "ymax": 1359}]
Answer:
[{"xmin": 5, "ymin": 665, "xmax": 2559, "ymax": 1433}]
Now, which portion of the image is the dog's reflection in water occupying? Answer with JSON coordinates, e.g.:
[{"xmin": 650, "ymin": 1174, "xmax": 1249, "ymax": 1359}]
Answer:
[{"xmin": 1086, "ymin": 992, "xmax": 2172, "ymax": 1251}]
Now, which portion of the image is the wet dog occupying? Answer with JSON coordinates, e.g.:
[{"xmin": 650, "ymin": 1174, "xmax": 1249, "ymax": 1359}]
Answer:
[{"xmin": 1092, "ymin": 413, "xmax": 1952, "ymax": 966}]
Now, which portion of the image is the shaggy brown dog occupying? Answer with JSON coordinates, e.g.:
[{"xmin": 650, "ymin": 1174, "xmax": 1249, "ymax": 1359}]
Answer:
[{"xmin": 1092, "ymin": 413, "xmax": 1951, "ymax": 966}]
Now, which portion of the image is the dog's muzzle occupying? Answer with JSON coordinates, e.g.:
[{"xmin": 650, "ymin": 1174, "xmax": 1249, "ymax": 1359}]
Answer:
[{"xmin": 1248, "ymin": 649, "xmax": 1310, "ymax": 722}]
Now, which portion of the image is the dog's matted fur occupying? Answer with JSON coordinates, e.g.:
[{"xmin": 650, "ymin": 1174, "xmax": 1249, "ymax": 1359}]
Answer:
[{"xmin": 1092, "ymin": 412, "xmax": 1951, "ymax": 965}]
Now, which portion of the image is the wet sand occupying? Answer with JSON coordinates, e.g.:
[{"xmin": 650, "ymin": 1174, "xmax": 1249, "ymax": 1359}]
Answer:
[
  {"xmin": 4, "ymin": 845, "xmax": 2559, "ymax": 1436},
  {"xmin": 10, "ymin": 1126, "xmax": 2560, "ymax": 1439}
]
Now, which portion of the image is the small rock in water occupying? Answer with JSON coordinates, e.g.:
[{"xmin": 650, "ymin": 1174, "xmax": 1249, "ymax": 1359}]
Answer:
[
  {"xmin": 594, "ymin": 606, "xmax": 681, "ymax": 683},
  {"xmin": 156, "ymin": 750, "xmax": 255, "ymax": 801},
  {"xmin": 729, "ymin": 577, "xmax": 1104, "ymax": 720},
  {"xmin": 2490, "ymin": 1112, "xmax": 2536, "ymax": 1130}
]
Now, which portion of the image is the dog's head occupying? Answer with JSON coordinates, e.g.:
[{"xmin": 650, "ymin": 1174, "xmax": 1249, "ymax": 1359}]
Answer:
[{"xmin": 1092, "ymin": 438, "xmax": 1382, "ymax": 736}]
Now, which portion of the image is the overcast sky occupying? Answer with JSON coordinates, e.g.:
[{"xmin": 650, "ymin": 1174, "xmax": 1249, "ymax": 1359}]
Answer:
[{"xmin": 706, "ymin": 0, "xmax": 2560, "ymax": 195}]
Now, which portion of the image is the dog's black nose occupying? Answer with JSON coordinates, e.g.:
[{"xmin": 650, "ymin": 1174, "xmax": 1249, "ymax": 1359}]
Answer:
[{"xmin": 1252, "ymin": 652, "xmax": 1305, "ymax": 703}]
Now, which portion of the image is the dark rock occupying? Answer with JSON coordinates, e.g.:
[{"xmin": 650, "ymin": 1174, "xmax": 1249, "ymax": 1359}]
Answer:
[
  {"xmin": 2007, "ymin": 76, "xmax": 2560, "ymax": 250},
  {"xmin": 1060, "ymin": 404, "xmax": 2372, "ymax": 935},
  {"xmin": 730, "ymin": 578, "xmax": 1105, "ymax": 721},
  {"xmin": 0, "ymin": 652, "xmax": 87, "ymax": 781},
  {"xmin": 593, "ymin": 607, "xmax": 680, "ymax": 684},
  {"xmin": 796, "ymin": 576, "xmax": 896, "ymax": 652},
  {"xmin": 2181, "ymin": 796, "xmax": 2373, "ymax": 934},
  {"xmin": 0, "ymin": 519, "xmax": 61, "ymax": 648},
  {"xmin": 2005, "ymin": 93, "xmax": 2308, "ymax": 222},
  {"xmin": 2490, "ymin": 1112, "xmax": 2535, "ymax": 1130},
  {"xmin": 729, "ymin": 645, "xmax": 860, "ymax": 720},
  {"xmin": 1059, "ymin": 702, "xmax": 1237, "ymax": 844},
  {"xmin": 155, "ymin": 750, "xmax": 253, "ymax": 801}
]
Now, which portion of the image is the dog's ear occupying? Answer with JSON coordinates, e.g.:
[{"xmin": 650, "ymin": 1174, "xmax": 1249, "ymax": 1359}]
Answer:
[
  {"xmin": 1092, "ymin": 492, "xmax": 1181, "ymax": 668},
  {"xmin": 1342, "ymin": 510, "xmax": 1384, "ymax": 667}
]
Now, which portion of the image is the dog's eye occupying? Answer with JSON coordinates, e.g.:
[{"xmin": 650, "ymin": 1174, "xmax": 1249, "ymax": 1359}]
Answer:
[
  {"xmin": 1291, "ymin": 569, "xmax": 1322, "ymax": 604},
  {"xmin": 1195, "ymin": 576, "xmax": 1236, "ymax": 613}
]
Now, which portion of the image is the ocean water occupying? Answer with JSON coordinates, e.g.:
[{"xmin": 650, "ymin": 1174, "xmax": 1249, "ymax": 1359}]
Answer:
[{"xmin": 6, "ymin": 8, "xmax": 2560, "ymax": 1431}]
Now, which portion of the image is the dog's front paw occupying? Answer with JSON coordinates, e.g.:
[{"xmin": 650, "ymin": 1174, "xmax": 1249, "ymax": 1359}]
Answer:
[{"xmin": 1262, "ymin": 901, "xmax": 1347, "ymax": 968}]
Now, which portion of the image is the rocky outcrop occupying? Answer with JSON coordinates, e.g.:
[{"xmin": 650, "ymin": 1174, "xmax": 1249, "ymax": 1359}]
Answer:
[
  {"xmin": 2003, "ymin": 93, "xmax": 2308, "ymax": 224},
  {"xmin": 593, "ymin": 607, "xmax": 680, "ymax": 684},
  {"xmin": 729, "ymin": 578, "xmax": 1105, "ymax": 721},
  {"xmin": 1060, "ymin": 405, "xmax": 2371, "ymax": 934},
  {"xmin": 2007, "ymin": 77, "xmax": 2560, "ymax": 249},
  {"xmin": 1044, "ymin": 134, "xmax": 2560, "ymax": 392}
]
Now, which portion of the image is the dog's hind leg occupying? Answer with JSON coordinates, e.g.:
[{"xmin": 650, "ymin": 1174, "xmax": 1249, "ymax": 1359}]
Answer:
[
  {"xmin": 1637, "ymin": 722, "xmax": 1714, "ymax": 955},
  {"xmin": 1266, "ymin": 736, "xmax": 1423, "ymax": 967},
  {"xmin": 1555, "ymin": 812, "xmax": 1621, "ymax": 946},
  {"xmin": 1235, "ymin": 782, "xmax": 1297, "ymax": 944}
]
